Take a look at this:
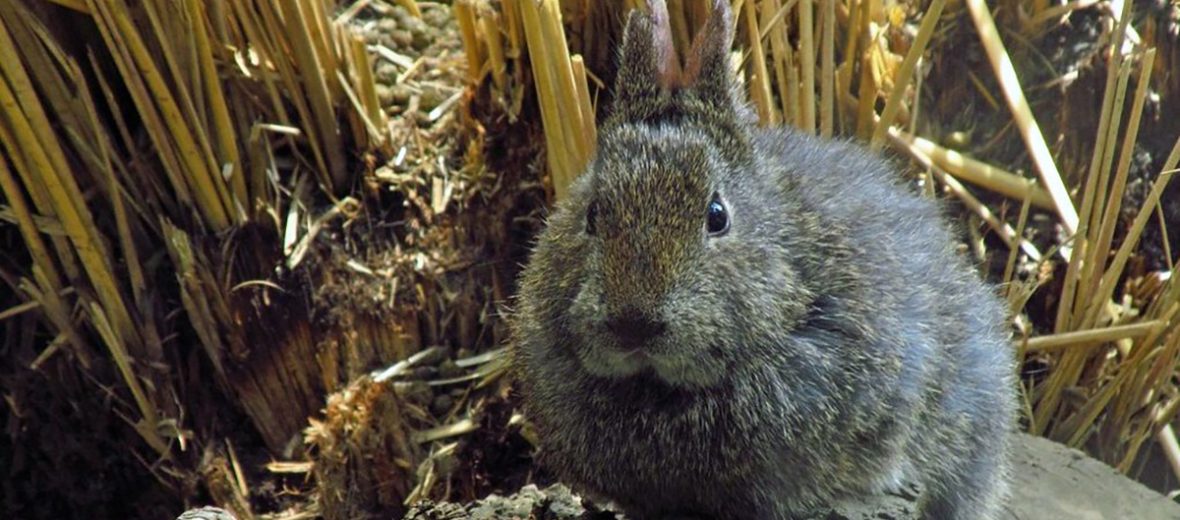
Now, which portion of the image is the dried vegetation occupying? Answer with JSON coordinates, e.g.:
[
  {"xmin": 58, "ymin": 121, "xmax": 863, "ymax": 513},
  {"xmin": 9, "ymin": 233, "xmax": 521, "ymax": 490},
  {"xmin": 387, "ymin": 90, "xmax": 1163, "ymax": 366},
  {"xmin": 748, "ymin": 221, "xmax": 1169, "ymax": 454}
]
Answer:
[{"xmin": 0, "ymin": 0, "xmax": 1178, "ymax": 518}]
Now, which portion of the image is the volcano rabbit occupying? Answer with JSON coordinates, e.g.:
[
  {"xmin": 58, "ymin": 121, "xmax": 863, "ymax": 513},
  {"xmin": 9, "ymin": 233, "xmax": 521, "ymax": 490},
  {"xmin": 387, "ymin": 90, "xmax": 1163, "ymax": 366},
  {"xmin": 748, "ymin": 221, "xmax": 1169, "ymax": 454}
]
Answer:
[{"xmin": 512, "ymin": 1, "xmax": 1017, "ymax": 518}]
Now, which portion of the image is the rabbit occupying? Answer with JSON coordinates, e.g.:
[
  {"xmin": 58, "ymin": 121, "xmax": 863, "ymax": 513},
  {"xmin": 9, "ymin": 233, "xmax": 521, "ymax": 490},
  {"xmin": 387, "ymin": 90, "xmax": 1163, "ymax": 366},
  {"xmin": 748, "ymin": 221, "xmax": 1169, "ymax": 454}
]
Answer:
[{"xmin": 510, "ymin": 0, "xmax": 1017, "ymax": 518}]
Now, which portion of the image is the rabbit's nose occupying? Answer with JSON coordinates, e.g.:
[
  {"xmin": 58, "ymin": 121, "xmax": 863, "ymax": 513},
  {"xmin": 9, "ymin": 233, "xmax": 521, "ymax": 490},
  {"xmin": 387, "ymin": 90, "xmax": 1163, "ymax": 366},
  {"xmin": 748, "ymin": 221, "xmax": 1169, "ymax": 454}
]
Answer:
[{"xmin": 605, "ymin": 314, "xmax": 667, "ymax": 345}]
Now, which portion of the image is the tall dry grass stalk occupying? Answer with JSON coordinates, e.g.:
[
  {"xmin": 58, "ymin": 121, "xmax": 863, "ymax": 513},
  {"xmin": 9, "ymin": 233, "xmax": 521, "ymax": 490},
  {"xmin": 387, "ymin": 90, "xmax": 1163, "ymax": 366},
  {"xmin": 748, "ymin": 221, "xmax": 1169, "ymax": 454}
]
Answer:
[{"xmin": 1, "ymin": 0, "xmax": 390, "ymax": 471}]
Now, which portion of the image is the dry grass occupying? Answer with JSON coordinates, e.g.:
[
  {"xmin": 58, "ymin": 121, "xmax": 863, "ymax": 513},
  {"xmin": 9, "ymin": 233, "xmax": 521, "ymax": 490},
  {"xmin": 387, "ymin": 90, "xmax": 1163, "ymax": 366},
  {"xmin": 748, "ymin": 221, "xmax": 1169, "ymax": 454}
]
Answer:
[
  {"xmin": 1, "ymin": 0, "xmax": 402, "ymax": 515},
  {"xmin": 1, "ymin": 0, "xmax": 1178, "ymax": 516}
]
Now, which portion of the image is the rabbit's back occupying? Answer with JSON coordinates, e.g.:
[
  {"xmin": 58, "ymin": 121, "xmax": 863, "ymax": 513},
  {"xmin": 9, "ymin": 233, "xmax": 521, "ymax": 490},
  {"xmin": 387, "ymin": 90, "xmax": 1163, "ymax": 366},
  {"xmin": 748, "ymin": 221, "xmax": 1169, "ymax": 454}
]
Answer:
[{"xmin": 756, "ymin": 127, "xmax": 1017, "ymax": 516}]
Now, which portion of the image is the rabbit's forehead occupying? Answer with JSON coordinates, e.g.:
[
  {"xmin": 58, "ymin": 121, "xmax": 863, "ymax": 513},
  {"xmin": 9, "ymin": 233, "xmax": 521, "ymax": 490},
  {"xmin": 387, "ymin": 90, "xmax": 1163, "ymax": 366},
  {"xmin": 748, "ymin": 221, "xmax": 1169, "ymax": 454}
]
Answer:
[
  {"xmin": 595, "ymin": 125, "xmax": 717, "ymax": 200},
  {"xmin": 596, "ymin": 159, "xmax": 711, "ymax": 224}
]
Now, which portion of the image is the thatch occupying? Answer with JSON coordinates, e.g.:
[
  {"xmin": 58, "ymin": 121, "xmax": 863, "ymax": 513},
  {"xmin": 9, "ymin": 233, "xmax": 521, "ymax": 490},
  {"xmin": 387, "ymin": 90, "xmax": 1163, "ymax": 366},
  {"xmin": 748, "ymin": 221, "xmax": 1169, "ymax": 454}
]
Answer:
[
  {"xmin": 0, "ymin": 0, "xmax": 493, "ymax": 516},
  {"xmin": 1, "ymin": 0, "xmax": 1178, "ymax": 518}
]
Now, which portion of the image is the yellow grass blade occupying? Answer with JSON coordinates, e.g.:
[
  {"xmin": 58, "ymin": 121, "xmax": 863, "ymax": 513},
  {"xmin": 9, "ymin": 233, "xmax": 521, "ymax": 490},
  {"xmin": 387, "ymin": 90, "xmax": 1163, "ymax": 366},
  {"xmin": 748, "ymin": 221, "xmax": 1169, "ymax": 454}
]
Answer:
[
  {"xmin": 1079, "ymin": 49, "xmax": 1157, "ymax": 329},
  {"xmin": 514, "ymin": 0, "xmax": 595, "ymax": 200},
  {"xmin": 1002, "ymin": 194, "xmax": 1033, "ymax": 292},
  {"xmin": 747, "ymin": 0, "xmax": 777, "ymax": 124},
  {"xmin": 892, "ymin": 132, "xmax": 1055, "ymax": 209},
  {"xmin": 87, "ymin": 0, "xmax": 231, "ymax": 229},
  {"xmin": 1022, "ymin": 321, "xmax": 1160, "ymax": 352},
  {"xmin": 188, "ymin": 0, "xmax": 247, "ymax": 208},
  {"xmin": 965, "ymin": 0, "xmax": 1078, "ymax": 236},
  {"xmin": 88, "ymin": 300, "xmax": 167, "ymax": 455},
  {"xmin": 20, "ymin": 270, "xmax": 93, "ymax": 369},
  {"xmin": 0, "ymin": 20, "xmax": 141, "ymax": 356},
  {"xmin": 869, "ymin": 0, "xmax": 944, "ymax": 151},
  {"xmin": 896, "ymin": 132, "xmax": 1043, "ymax": 261},
  {"xmin": 797, "ymin": 0, "xmax": 814, "ymax": 132},
  {"xmin": 287, "ymin": 0, "xmax": 349, "ymax": 190},
  {"xmin": 480, "ymin": 12, "xmax": 508, "ymax": 91},
  {"xmin": 0, "ymin": 147, "xmax": 62, "ymax": 293},
  {"xmin": 818, "ymin": 0, "xmax": 833, "ymax": 137}
]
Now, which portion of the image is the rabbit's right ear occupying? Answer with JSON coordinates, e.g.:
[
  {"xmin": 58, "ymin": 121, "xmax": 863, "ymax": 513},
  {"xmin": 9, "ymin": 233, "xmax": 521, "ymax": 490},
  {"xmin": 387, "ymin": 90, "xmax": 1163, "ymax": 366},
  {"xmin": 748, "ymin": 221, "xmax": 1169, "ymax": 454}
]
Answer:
[
  {"xmin": 684, "ymin": 0, "xmax": 737, "ymax": 110},
  {"xmin": 613, "ymin": 0, "xmax": 683, "ymax": 111}
]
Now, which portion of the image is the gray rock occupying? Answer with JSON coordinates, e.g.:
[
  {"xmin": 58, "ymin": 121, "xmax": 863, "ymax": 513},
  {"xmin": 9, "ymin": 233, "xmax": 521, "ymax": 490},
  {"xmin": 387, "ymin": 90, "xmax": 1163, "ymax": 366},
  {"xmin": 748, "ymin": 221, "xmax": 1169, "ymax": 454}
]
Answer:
[{"xmin": 399, "ymin": 434, "xmax": 1180, "ymax": 520}]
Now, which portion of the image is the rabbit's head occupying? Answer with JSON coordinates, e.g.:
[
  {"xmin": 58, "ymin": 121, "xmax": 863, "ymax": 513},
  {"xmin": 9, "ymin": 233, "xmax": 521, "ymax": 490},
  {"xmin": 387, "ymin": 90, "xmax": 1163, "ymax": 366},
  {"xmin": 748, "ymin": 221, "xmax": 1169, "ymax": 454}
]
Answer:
[{"xmin": 527, "ymin": 0, "xmax": 842, "ymax": 390}]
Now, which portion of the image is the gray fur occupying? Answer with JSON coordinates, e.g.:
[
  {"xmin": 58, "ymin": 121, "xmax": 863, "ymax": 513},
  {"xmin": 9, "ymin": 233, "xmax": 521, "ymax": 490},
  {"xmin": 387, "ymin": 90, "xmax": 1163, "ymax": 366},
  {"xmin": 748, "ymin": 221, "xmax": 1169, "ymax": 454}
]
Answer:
[{"xmin": 511, "ymin": 2, "xmax": 1017, "ymax": 519}]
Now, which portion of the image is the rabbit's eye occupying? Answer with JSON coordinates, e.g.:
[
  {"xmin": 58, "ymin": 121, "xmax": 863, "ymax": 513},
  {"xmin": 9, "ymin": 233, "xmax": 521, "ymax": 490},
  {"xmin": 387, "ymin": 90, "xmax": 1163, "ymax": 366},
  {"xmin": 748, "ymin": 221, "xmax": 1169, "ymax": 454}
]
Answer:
[
  {"xmin": 706, "ymin": 194, "xmax": 729, "ymax": 236},
  {"xmin": 586, "ymin": 200, "xmax": 600, "ymax": 235}
]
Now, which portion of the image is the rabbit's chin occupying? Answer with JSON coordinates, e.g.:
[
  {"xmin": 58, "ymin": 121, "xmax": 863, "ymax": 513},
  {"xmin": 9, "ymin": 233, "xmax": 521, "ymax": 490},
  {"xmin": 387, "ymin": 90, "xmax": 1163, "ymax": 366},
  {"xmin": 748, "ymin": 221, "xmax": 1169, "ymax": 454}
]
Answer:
[{"xmin": 576, "ymin": 343, "xmax": 726, "ymax": 389}]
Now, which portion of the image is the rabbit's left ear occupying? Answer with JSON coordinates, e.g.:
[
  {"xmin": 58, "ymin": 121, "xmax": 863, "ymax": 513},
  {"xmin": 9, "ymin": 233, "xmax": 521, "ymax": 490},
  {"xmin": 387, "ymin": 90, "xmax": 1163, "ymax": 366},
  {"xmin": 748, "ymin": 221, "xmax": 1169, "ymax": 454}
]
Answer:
[
  {"xmin": 613, "ymin": 0, "xmax": 684, "ymax": 111},
  {"xmin": 683, "ymin": 0, "xmax": 737, "ymax": 108}
]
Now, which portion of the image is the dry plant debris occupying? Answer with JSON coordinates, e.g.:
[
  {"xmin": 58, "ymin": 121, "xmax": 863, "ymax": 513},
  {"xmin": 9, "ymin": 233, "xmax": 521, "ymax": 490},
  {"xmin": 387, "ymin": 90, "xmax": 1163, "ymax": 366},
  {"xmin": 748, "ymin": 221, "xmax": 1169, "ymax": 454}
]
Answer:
[
  {"xmin": 0, "ymin": 0, "xmax": 1179, "ymax": 518},
  {"xmin": 0, "ymin": 0, "xmax": 512, "ymax": 517}
]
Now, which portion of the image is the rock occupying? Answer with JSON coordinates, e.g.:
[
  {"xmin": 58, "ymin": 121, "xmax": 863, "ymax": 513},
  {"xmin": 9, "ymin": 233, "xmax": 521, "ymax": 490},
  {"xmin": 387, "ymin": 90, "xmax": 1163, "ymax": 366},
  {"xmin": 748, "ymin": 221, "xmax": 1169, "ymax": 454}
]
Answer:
[
  {"xmin": 390, "ymin": 85, "xmax": 413, "ymax": 106},
  {"xmin": 419, "ymin": 86, "xmax": 449, "ymax": 113},
  {"xmin": 437, "ymin": 359, "xmax": 463, "ymax": 379},
  {"xmin": 799, "ymin": 484, "xmax": 920, "ymax": 520},
  {"xmin": 375, "ymin": 62, "xmax": 398, "ymax": 83},
  {"xmin": 400, "ymin": 434, "xmax": 1180, "ymax": 519},
  {"xmin": 403, "ymin": 484, "xmax": 597, "ymax": 520},
  {"xmin": 431, "ymin": 394, "xmax": 454, "ymax": 416},
  {"xmin": 403, "ymin": 500, "xmax": 469, "ymax": 520},
  {"xmin": 176, "ymin": 436, "xmax": 1180, "ymax": 520},
  {"xmin": 377, "ymin": 84, "xmax": 395, "ymax": 107},
  {"xmin": 175, "ymin": 507, "xmax": 237, "ymax": 520},
  {"xmin": 1008, "ymin": 434, "xmax": 1180, "ymax": 519},
  {"xmin": 376, "ymin": 18, "xmax": 397, "ymax": 35},
  {"xmin": 390, "ymin": 29, "xmax": 414, "ymax": 50}
]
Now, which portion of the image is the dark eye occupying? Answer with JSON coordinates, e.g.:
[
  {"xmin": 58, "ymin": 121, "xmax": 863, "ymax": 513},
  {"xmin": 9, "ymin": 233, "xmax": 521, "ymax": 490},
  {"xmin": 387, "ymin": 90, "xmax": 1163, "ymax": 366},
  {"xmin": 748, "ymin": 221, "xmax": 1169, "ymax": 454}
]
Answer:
[
  {"xmin": 706, "ymin": 193, "xmax": 729, "ymax": 236},
  {"xmin": 586, "ymin": 199, "xmax": 600, "ymax": 235}
]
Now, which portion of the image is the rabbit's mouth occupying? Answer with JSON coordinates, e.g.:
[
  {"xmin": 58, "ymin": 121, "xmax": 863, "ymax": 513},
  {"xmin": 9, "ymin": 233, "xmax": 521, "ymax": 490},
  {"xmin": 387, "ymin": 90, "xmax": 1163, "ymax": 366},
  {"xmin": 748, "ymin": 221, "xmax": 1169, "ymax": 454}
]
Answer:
[
  {"xmin": 618, "ymin": 347, "xmax": 654, "ymax": 365},
  {"xmin": 578, "ymin": 341, "xmax": 654, "ymax": 378},
  {"xmin": 577, "ymin": 337, "xmax": 727, "ymax": 388}
]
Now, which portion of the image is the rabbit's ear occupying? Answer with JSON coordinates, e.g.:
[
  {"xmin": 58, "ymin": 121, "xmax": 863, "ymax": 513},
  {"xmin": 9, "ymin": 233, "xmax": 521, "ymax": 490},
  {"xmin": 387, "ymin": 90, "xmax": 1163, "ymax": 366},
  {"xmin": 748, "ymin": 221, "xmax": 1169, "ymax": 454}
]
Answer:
[
  {"xmin": 614, "ymin": 0, "xmax": 683, "ymax": 109},
  {"xmin": 684, "ymin": 0, "xmax": 736, "ymax": 108}
]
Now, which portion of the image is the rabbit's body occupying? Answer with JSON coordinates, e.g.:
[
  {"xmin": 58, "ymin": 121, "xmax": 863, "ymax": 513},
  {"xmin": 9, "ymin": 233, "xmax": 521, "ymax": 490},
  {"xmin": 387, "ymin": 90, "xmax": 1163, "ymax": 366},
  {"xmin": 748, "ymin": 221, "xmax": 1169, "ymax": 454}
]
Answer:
[{"xmin": 512, "ymin": 2, "xmax": 1016, "ymax": 519}]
